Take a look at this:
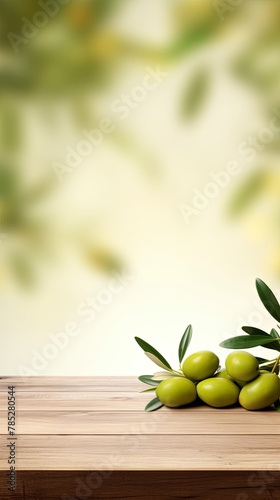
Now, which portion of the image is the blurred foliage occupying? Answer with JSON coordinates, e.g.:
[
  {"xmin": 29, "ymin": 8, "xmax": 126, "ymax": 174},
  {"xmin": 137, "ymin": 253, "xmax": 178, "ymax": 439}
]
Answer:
[
  {"xmin": 0, "ymin": 0, "xmax": 143, "ymax": 286},
  {"xmin": 86, "ymin": 246, "xmax": 123, "ymax": 275},
  {"xmin": 226, "ymin": 2, "xmax": 280, "ymax": 273},
  {"xmin": 180, "ymin": 67, "xmax": 211, "ymax": 119},
  {"xmin": 228, "ymin": 170, "xmax": 267, "ymax": 217},
  {"xmin": 1, "ymin": 0, "xmax": 280, "ymax": 286}
]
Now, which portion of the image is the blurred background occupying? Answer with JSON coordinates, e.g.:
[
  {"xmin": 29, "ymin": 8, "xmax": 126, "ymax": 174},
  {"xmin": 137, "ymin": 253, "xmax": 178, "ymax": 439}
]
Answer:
[{"xmin": 1, "ymin": 0, "xmax": 280, "ymax": 375}]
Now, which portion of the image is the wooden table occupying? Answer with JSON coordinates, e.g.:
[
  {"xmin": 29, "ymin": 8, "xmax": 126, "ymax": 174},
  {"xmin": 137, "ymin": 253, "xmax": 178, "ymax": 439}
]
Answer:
[{"xmin": 0, "ymin": 376, "xmax": 280, "ymax": 499}]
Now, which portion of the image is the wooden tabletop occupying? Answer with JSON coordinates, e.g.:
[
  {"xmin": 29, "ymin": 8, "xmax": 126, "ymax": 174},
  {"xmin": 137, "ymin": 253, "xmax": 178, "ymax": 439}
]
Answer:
[{"xmin": 0, "ymin": 376, "xmax": 280, "ymax": 472}]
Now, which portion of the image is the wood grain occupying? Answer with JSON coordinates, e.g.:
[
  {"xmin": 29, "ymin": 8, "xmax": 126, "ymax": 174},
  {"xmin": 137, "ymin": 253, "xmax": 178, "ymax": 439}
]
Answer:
[
  {"xmin": 0, "ymin": 408, "xmax": 279, "ymax": 435},
  {"xmin": 0, "ymin": 376, "xmax": 141, "ymax": 392},
  {"xmin": 1, "ymin": 434, "xmax": 279, "ymax": 471},
  {"xmin": 2, "ymin": 471, "xmax": 280, "ymax": 500},
  {"xmin": 1, "ymin": 376, "xmax": 280, "ymax": 498}
]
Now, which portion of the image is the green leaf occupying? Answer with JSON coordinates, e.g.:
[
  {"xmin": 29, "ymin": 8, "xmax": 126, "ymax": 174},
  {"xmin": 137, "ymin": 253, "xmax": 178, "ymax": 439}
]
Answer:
[
  {"xmin": 274, "ymin": 399, "xmax": 280, "ymax": 413},
  {"xmin": 242, "ymin": 326, "xmax": 269, "ymax": 336},
  {"xmin": 152, "ymin": 371, "xmax": 174, "ymax": 381},
  {"xmin": 270, "ymin": 328, "xmax": 280, "ymax": 338},
  {"xmin": 138, "ymin": 375, "xmax": 160, "ymax": 386},
  {"xmin": 141, "ymin": 387, "xmax": 157, "ymax": 393},
  {"xmin": 145, "ymin": 352, "xmax": 172, "ymax": 371},
  {"xmin": 256, "ymin": 278, "xmax": 280, "ymax": 323},
  {"xmin": 242, "ymin": 326, "xmax": 280, "ymax": 352},
  {"xmin": 135, "ymin": 337, "xmax": 172, "ymax": 370},
  {"xmin": 145, "ymin": 397, "xmax": 164, "ymax": 412},
  {"xmin": 178, "ymin": 324, "xmax": 193, "ymax": 364},
  {"xmin": 255, "ymin": 357, "xmax": 269, "ymax": 364},
  {"xmin": 220, "ymin": 335, "xmax": 280, "ymax": 349}
]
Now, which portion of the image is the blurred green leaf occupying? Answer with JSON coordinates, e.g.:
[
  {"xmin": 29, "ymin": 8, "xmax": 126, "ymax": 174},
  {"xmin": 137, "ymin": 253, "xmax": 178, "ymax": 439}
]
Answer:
[
  {"xmin": 178, "ymin": 325, "xmax": 193, "ymax": 363},
  {"xmin": 0, "ymin": 166, "xmax": 19, "ymax": 199},
  {"xmin": 86, "ymin": 247, "xmax": 123, "ymax": 275},
  {"xmin": 110, "ymin": 130, "xmax": 160, "ymax": 179},
  {"xmin": 168, "ymin": 18, "xmax": 218, "ymax": 59},
  {"xmin": 9, "ymin": 253, "xmax": 35, "ymax": 288},
  {"xmin": 232, "ymin": 32, "xmax": 280, "ymax": 91},
  {"xmin": 181, "ymin": 69, "xmax": 210, "ymax": 119},
  {"xmin": 256, "ymin": 278, "xmax": 280, "ymax": 323},
  {"xmin": 228, "ymin": 171, "xmax": 266, "ymax": 217},
  {"xmin": 1, "ymin": 103, "xmax": 22, "ymax": 152}
]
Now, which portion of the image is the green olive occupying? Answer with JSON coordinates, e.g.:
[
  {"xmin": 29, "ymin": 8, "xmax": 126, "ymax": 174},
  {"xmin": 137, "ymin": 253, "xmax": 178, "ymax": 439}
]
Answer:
[
  {"xmin": 215, "ymin": 369, "xmax": 235, "ymax": 382},
  {"xmin": 156, "ymin": 377, "xmax": 197, "ymax": 408},
  {"xmin": 225, "ymin": 351, "xmax": 259, "ymax": 382},
  {"xmin": 216, "ymin": 369, "xmax": 246, "ymax": 387},
  {"xmin": 239, "ymin": 372, "xmax": 280, "ymax": 410},
  {"xmin": 234, "ymin": 379, "xmax": 247, "ymax": 388},
  {"xmin": 182, "ymin": 351, "xmax": 219, "ymax": 381},
  {"xmin": 197, "ymin": 378, "xmax": 240, "ymax": 408}
]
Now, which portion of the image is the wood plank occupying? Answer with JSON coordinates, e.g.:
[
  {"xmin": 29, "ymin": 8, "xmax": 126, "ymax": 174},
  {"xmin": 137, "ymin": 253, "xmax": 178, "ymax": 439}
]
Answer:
[
  {"xmin": 2, "ymin": 471, "xmax": 280, "ymax": 500},
  {"xmin": 2, "ymin": 390, "xmax": 277, "ymax": 413},
  {"xmin": 0, "ymin": 376, "xmax": 141, "ymax": 392},
  {"xmin": 0, "ymin": 391, "xmax": 151, "ymax": 412},
  {"xmin": 0, "ymin": 434, "xmax": 279, "ymax": 471},
  {"xmin": 0, "ymin": 408, "xmax": 279, "ymax": 434}
]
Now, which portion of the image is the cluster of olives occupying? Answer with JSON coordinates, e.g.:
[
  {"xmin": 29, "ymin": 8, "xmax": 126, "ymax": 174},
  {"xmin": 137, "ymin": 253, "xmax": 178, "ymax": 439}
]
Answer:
[{"xmin": 156, "ymin": 351, "xmax": 280, "ymax": 410}]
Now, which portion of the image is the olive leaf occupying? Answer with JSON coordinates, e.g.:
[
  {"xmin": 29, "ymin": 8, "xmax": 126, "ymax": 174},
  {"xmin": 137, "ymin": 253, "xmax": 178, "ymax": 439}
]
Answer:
[
  {"xmin": 220, "ymin": 335, "xmax": 280, "ymax": 349},
  {"xmin": 152, "ymin": 371, "xmax": 174, "ymax": 381},
  {"xmin": 255, "ymin": 357, "xmax": 269, "ymax": 364},
  {"xmin": 242, "ymin": 326, "xmax": 269, "ymax": 336},
  {"xmin": 138, "ymin": 375, "xmax": 161, "ymax": 386},
  {"xmin": 178, "ymin": 324, "xmax": 192, "ymax": 364},
  {"xmin": 256, "ymin": 278, "xmax": 280, "ymax": 323},
  {"xmin": 141, "ymin": 387, "xmax": 157, "ymax": 393},
  {"xmin": 242, "ymin": 326, "xmax": 280, "ymax": 352},
  {"xmin": 135, "ymin": 337, "xmax": 172, "ymax": 370},
  {"xmin": 145, "ymin": 352, "xmax": 172, "ymax": 371},
  {"xmin": 270, "ymin": 328, "xmax": 280, "ymax": 338},
  {"xmin": 145, "ymin": 397, "xmax": 164, "ymax": 412}
]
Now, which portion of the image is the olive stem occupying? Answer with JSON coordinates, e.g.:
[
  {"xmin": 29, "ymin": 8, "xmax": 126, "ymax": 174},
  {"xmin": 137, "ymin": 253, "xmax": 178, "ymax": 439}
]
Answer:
[
  {"xmin": 259, "ymin": 358, "xmax": 278, "ymax": 367},
  {"xmin": 272, "ymin": 356, "xmax": 280, "ymax": 374}
]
